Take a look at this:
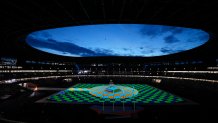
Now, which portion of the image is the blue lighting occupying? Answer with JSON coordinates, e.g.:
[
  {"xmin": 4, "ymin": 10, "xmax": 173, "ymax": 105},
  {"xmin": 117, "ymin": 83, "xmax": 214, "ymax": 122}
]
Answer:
[{"xmin": 26, "ymin": 24, "xmax": 209, "ymax": 57}]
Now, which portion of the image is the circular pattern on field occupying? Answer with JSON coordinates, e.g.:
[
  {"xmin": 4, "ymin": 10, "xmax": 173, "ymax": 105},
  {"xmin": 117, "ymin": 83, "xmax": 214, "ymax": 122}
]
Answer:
[{"xmin": 89, "ymin": 85, "xmax": 138, "ymax": 99}]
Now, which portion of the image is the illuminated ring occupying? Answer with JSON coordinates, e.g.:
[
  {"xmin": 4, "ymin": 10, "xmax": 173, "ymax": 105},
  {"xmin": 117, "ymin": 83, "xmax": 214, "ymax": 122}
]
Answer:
[{"xmin": 89, "ymin": 85, "xmax": 138, "ymax": 99}]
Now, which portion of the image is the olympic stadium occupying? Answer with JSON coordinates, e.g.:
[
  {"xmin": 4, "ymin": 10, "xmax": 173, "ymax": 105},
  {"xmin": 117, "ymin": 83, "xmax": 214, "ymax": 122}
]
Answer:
[{"xmin": 1, "ymin": 0, "xmax": 218, "ymax": 122}]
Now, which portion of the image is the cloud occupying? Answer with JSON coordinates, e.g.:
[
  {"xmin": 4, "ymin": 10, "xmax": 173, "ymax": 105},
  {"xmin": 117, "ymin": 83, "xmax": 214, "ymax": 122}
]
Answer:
[
  {"xmin": 27, "ymin": 36, "xmax": 122, "ymax": 56},
  {"xmin": 93, "ymin": 48, "xmax": 118, "ymax": 56},
  {"xmin": 160, "ymin": 47, "xmax": 175, "ymax": 54},
  {"xmin": 197, "ymin": 32, "xmax": 209, "ymax": 41},
  {"xmin": 164, "ymin": 35, "xmax": 180, "ymax": 43},
  {"xmin": 160, "ymin": 47, "xmax": 184, "ymax": 54},
  {"xmin": 139, "ymin": 25, "xmax": 185, "ymax": 38},
  {"xmin": 139, "ymin": 25, "xmax": 162, "ymax": 38},
  {"xmin": 141, "ymin": 49, "xmax": 154, "ymax": 54},
  {"xmin": 162, "ymin": 27, "xmax": 184, "ymax": 35},
  {"xmin": 123, "ymin": 48, "xmax": 129, "ymax": 51},
  {"xmin": 186, "ymin": 31, "xmax": 209, "ymax": 43},
  {"xmin": 26, "ymin": 36, "xmax": 98, "ymax": 56},
  {"xmin": 30, "ymin": 31, "xmax": 52, "ymax": 39},
  {"xmin": 40, "ymin": 31, "xmax": 52, "ymax": 38}
]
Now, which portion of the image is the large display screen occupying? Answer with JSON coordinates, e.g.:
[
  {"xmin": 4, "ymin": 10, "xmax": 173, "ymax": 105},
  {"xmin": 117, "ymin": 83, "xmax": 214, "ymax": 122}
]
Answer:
[{"xmin": 26, "ymin": 24, "xmax": 209, "ymax": 57}]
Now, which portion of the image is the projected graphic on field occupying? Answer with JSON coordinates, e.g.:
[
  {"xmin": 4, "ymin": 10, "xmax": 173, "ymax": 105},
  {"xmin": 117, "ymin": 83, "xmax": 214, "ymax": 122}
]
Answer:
[{"xmin": 47, "ymin": 83, "xmax": 184, "ymax": 104}]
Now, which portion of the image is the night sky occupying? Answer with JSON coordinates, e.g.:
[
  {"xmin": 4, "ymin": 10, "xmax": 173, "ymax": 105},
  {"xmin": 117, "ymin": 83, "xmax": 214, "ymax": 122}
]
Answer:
[{"xmin": 26, "ymin": 24, "xmax": 209, "ymax": 57}]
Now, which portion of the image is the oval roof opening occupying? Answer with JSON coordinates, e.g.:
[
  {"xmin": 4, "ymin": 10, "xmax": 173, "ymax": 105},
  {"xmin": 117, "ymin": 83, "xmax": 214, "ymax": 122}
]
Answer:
[{"xmin": 26, "ymin": 24, "xmax": 209, "ymax": 57}]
